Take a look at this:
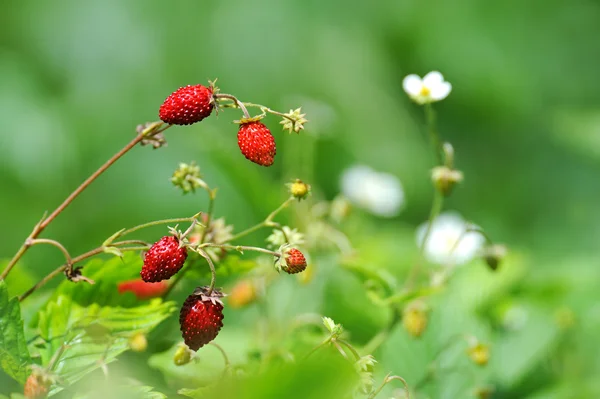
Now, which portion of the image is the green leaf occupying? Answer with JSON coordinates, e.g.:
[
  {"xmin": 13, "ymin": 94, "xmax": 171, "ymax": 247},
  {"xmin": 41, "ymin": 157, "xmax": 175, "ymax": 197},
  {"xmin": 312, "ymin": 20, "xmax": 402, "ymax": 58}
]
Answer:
[
  {"xmin": 0, "ymin": 281, "xmax": 32, "ymax": 384},
  {"xmin": 73, "ymin": 384, "xmax": 167, "ymax": 399},
  {"xmin": 30, "ymin": 295, "xmax": 175, "ymax": 395},
  {"xmin": 51, "ymin": 252, "xmax": 148, "ymax": 307},
  {"xmin": 182, "ymin": 353, "xmax": 356, "ymax": 399}
]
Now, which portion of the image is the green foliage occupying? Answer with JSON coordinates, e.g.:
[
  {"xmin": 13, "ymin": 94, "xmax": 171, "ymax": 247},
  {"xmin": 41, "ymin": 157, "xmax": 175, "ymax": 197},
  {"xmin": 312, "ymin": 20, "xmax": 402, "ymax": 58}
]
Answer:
[
  {"xmin": 73, "ymin": 384, "xmax": 167, "ymax": 399},
  {"xmin": 50, "ymin": 252, "xmax": 147, "ymax": 307},
  {"xmin": 178, "ymin": 353, "xmax": 356, "ymax": 399},
  {"xmin": 0, "ymin": 281, "xmax": 32, "ymax": 384},
  {"xmin": 30, "ymin": 295, "xmax": 175, "ymax": 395}
]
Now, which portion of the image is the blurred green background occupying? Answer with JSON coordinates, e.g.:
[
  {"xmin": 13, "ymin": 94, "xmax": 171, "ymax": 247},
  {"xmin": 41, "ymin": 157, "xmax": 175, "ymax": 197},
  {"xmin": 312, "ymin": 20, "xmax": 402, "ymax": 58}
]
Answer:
[{"xmin": 2, "ymin": 0, "xmax": 600, "ymax": 398}]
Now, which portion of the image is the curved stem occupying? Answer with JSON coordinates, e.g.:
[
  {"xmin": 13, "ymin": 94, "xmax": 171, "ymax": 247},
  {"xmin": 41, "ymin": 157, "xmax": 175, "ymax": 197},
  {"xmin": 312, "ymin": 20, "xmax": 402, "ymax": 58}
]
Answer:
[
  {"xmin": 369, "ymin": 372, "xmax": 411, "ymax": 399},
  {"xmin": 214, "ymin": 93, "xmax": 250, "ymax": 119},
  {"xmin": 119, "ymin": 217, "xmax": 195, "ymax": 238},
  {"xmin": 199, "ymin": 243, "xmax": 280, "ymax": 257},
  {"xmin": 304, "ymin": 337, "xmax": 332, "ymax": 360},
  {"xmin": 336, "ymin": 339, "xmax": 361, "ymax": 361},
  {"xmin": 1, "ymin": 131, "xmax": 151, "ymax": 281},
  {"xmin": 18, "ymin": 241, "xmax": 149, "ymax": 302},
  {"xmin": 229, "ymin": 197, "xmax": 294, "ymax": 242},
  {"xmin": 28, "ymin": 238, "xmax": 73, "ymax": 270},
  {"xmin": 195, "ymin": 248, "xmax": 216, "ymax": 295},
  {"xmin": 209, "ymin": 342, "xmax": 231, "ymax": 368}
]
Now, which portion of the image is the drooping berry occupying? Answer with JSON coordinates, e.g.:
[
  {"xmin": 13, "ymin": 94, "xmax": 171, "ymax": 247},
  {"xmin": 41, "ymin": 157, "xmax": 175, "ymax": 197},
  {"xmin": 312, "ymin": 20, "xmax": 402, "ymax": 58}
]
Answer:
[
  {"xmin": 179, "ymin": 287, "xmax": 225, "ymax": 351},
  {"xmin": 118, "ymin": 279, "xmax": 169, "ymax": 299},
  {"xmin": 283, "ymin": 248, "xmax": 307, "ymax": 274},
  {"xmin": 237, "ymin": 121, "xmax": 276, "ymax": 166},
  {"xmin": 24, "ymin": 373, "xmax": 49, "ymax": 399},
  {"xmin": 141, "ymin": 236, "xmax": 188, "ymax": 282},
  {"xmin": 159, "ymin": 84, "xmax": 214, "ymax": 125}
]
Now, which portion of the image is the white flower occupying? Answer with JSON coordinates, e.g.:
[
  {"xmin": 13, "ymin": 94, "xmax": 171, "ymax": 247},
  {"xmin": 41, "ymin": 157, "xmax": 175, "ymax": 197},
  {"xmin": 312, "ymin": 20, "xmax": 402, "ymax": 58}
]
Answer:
[
  {"xmin": 340, "ymin": 165, "xmax": 404, "ymax": 218},
  {"xmin": 402, "ymin": 71, "xmax": 452, "ymax": 104},
  {"xmin": 416, "ymin": 212, "xmax": 484, "ymax": 265},
  {"xmin": 266, "ymin": 226, "xmax": 304, "ymax": 248}
]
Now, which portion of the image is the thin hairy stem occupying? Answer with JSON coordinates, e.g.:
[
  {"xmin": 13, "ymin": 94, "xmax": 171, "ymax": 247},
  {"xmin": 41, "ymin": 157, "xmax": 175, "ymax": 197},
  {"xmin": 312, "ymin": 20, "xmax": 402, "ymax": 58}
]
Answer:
[
  {"xmin": 336, "ymin": 339, "xmax": 361, "ymax": 361},
  {"xmin": 369, "ymin": 373, "xmax": 410, "ymax": 399},
  {"xmin": 195, "ymin": 248, "xmax": 216, "ymax": 295},
  {"xmin": 1, "ymin": 128, "xmax": 165, "ymax": 281},
  {"xmin": 229, "ymin": 197, "xmax": 294, "ymax": 242},
  {"xmin": 119, "ymin": 217, "xmax": 196, "ymax": 238},
  {"xmin": 304, "ymin": 337, "xmax": 332, "ymax": 360},
  {"xmin": 209, "ymin": 342, "xmax": 231, "ymax": 368},
  {"xmin": 199, "ymin": 243, "xmax": 281, "ymax": 257},
  {"xmin": 18, "ymin": 241, "xmax": 149, "ymax": 302},
  {"xmin": 214, "ymin": 93, "xmax": 250, "ymax": 119},
  {"xmin": 28, "ymin": 238, "xmax": 73, "ymax": 271},
  {"xmin": 424, "ymin": 103, "xmax": 442, "ymax": 164}
]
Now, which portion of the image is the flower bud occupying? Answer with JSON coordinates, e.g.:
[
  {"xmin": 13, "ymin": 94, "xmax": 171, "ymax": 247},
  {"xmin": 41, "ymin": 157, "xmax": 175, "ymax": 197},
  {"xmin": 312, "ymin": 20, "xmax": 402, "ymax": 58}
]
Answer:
[
  {"xmin": 402, "ymin": 301, "xmax": 428, "ymax": 338},
  {"xmin": 431, "ymin": 166, "xmax": 463, "ymax": 196},
  {"xmin": 128, "ymin": 332, "xmax": 148, "ymax": 352},
  {"xmin": 288, "ymin": 179, "xmax": 311, "ymax": 200},
  {"xmin": 171, "ymin": 162, "xmax": 206, "ymax": 194},
  {"xmin": 473, "ymin": 386, "xmax": 495, "ymax": 399},
  {"xmin": 174, "ymin": 344, "xmax": 192, "ymax": 366},
  {"xmin": 467, "ymin": 342, "xmax": 490, "ymax": 366},
  {"xmin": 481, "ymin": 244, "xmax": 507, "ymax": 271}
]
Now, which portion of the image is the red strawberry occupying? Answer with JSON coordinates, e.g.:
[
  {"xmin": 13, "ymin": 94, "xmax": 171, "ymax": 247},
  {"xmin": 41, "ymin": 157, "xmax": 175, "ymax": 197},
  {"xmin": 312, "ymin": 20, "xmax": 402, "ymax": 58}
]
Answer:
[
  {"xmin": 283, "ymin": 248, "xmax": 307, "ymax": 274},
  {"xmin": 141, "ymin": 236, "xmax": 188, "ymax": 282},
  {"xmin": 24, "ymin": 373, "xmax": 49, "ymax": 399},
  {"xmin": 179, "ymin": 287, "xmax": 225, "ymax": 351},
  {"xmin": 159, "ymin": 84, "xmax": 214, "ymax": 125},
  {"xmin": 118, "ymin": 279, "xmax": 169, "ymax": 299},
  {"xmin": 237, "ymin": 121, "xmax": 276, "ymax": 166}
]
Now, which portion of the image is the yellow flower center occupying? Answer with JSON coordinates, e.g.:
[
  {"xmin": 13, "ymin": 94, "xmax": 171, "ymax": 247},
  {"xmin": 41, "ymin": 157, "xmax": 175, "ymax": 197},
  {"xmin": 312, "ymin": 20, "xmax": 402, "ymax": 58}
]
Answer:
[{"xmin": 420, "ymin": 86, "xmax": 431, "ymax": 97}]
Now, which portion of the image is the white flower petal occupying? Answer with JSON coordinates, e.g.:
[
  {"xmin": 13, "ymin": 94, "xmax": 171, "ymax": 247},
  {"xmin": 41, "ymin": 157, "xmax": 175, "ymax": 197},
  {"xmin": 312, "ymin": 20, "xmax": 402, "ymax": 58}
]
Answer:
[
  {"xmin": 402, "ymin": 74, "xmax": 423, "ymax": 97},
  {"xmin": 341, "ymin": 165, "xmax": 404, "ymax": 218},
  {"xmin": 422, "ymin": 71, "xmax": 444, "ymax": 87},
  {"xmin": 430, "ymin": 81, "xmax": 452, "ymax": 101},
  {"xmin": 415, "ymin": 212, "xmax": 483, "ymax": 265}
]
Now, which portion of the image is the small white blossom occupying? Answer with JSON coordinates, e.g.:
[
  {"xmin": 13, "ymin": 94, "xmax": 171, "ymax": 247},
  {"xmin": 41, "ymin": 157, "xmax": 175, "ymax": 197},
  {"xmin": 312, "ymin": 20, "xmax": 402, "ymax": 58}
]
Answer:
[
  {"xmin": 266, "ymin": 226, "xmax": 304, "ymax": 248},
  {"xmin": 416, "ymin": 212, "xmax": 484, "ymax": 265},
  {"xmin": 402, "ymin": 71, "xmax": 452, "ymax": 105},
  {"xmin": 340, "ymin": 165, "xmax": 404, "ymax": 218}
]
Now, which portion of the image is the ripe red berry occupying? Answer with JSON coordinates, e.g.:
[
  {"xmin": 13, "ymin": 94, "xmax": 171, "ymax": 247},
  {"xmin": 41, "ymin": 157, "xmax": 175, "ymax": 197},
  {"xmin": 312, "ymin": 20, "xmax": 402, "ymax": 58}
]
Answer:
[
  {"xmin": 141, "ymin": 236, "xmax": 188, "ymax": 282},
  {"xmin": 24, "ymin": 373, "xmax": 49, "ymax": 399},
  {"xmin": 159, "ymin": 84, "xmax": 214, "ymax": 125},
  {"xmin": 118, "ymin": 279, "xmax": 169, "ymax": 299},
  {"xmin": 237, "ymin": 121, "xmax": 276, "ymax": 166},
  {"xmin": 283, "ymin": 248, "xmax": 307, "ymax": 274},
  {"xmin": 179, "ymin": 287, "xmax": 225, "ymax": 351}
]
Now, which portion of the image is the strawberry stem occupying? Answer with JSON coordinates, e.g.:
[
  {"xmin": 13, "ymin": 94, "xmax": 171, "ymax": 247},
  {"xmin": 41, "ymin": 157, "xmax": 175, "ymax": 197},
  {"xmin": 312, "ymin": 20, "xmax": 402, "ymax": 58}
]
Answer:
[
  {"xmin": 18, "ymin": 240, "xmax": 151, "ymax": 302},
  {"xmin": 214, "ymin": 93, "xmax": 251, "ymax": 119},
  {"xmin": 1, "ymin": 124, "xmax": 171, "ymax": 282}
]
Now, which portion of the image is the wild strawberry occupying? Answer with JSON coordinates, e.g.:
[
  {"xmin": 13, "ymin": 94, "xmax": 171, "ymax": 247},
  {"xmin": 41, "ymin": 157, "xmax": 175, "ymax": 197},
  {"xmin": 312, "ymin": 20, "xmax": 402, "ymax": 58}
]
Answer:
[
  {"xmin": 179, "ymin": 287, "xmax": 225, "ymax": 351},
  {"xmin": 283, "ymin": 248, "xmax": 307, "ymax": 274},
  {"xmin": 141, "ymin": 236, "xmax": 188, "ymax": 282},
  {"xmin": 118, "ymin": 279, "xmax": 169, "ymax": 299},
  {"xmin": 24, "ymin": 372, "xmax": 49, "ymax": 399},
  {"xmin": 237, "ymin": 121, "xmax": 276, "ymax": 166},
  {"xmin": 159, "ymin": 84, "xmax": 214, "ymax": 125}
]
